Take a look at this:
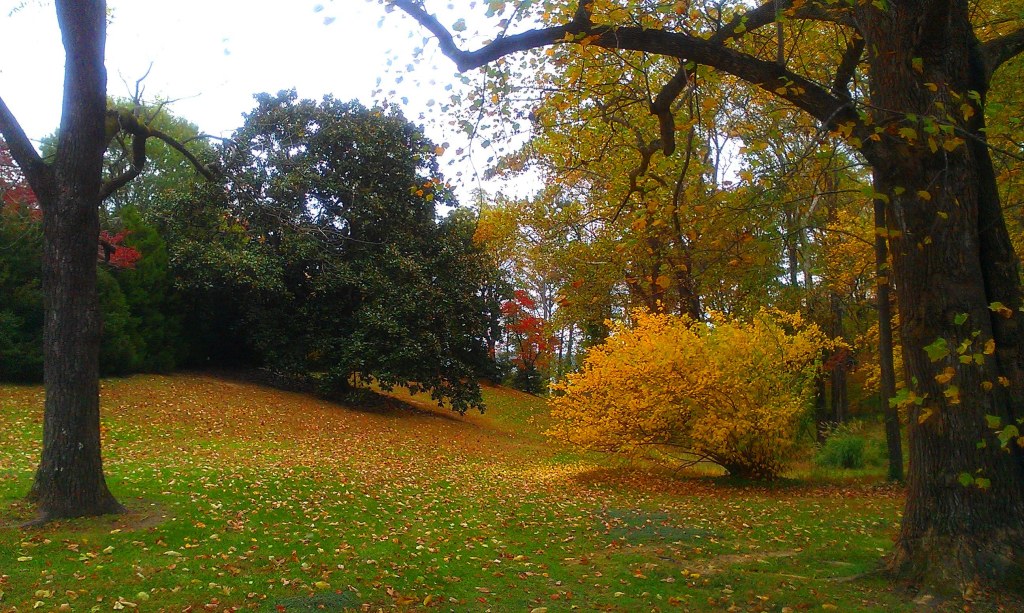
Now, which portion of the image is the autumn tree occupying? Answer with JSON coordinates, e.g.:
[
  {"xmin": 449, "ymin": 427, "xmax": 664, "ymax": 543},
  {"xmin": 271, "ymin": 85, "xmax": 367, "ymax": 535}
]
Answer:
[
  {"xmin": 0, "ymin": 1, "xmax": 213, "ymax": 521},
  {"xmin": 389, "ymin": 0, "xmax": 1024, "ymax": 591}
]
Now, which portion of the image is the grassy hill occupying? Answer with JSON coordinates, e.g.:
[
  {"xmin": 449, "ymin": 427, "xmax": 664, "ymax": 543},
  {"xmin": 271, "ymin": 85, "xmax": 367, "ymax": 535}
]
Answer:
[{"xmin": 1, "ymin": 373, "xmax": 908, "ymax": 611}]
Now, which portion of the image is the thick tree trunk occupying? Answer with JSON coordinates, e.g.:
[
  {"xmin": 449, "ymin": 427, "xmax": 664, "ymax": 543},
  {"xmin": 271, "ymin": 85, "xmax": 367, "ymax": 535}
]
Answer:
[
  {"xmin": 28, "ymin": 0, "xmax": 123, "ymax": 520},
  {"xmin": 862, "ymin": 1, "xmax": 1024, "ymax": 589},
  {"xmin": 873, "ymin": 196, "xmax": 903, "ymax": 482}
]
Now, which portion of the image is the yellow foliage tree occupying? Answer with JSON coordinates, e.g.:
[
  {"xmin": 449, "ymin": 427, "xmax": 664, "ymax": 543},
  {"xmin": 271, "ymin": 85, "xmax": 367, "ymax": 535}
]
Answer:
[{"xmin": 548, "ymin": 308, "xmax": 835, "ymax": 479}]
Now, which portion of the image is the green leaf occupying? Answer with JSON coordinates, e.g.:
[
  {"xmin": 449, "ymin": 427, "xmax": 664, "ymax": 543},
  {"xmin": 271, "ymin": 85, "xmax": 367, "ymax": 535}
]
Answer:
[
  {"xmin": 923, "ymin": 337, "xmax": 949, "ymax": 362},
  {"xmin": 958, "ymin": 472, "xmax": 975, "ymax": 487},
  {"xmin": 975, "ymin": 477, "xmax": 991, "ymax": 490},
  {"xmin": 954, "ymin": 313, "xmax": 968, "ymax": 326},
  {"xmin": 985, "ymin": 414, "xmax": 1002, "ymax": 429},
  {"xmin": 999, "ymin": 424, "xmax": 1020, "ymax": 448}
]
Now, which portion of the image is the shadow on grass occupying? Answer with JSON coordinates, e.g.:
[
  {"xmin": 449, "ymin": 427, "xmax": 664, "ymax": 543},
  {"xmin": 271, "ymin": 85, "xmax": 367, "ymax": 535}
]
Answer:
[
  {"xmin": 196, "ymin": 368, "xmax": 467, "ymax": 424},
  {"xmin": 569, "ymin": 465, "xmax": 904, "ymax": 500},
  {"xmin": 0, "ymin": 497, "xmax": 170, "ymax": 532}
]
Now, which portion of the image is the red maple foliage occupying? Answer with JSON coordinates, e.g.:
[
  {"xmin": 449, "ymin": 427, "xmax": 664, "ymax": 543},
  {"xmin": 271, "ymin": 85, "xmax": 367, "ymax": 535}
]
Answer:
[
  {"xmin": 0, "ymin": 142, "xmax": 41, "ymax": 218},
  {"xmin": 2, "ymin": 140, "xmax": 141, "ymax": 268},
  {"xmin": 98, "ymin": 230, "xmax": 142, "ymax": 269},
  {"xmin": 501, "ymin": 289, "xmax": 557, "ymax": 370}
]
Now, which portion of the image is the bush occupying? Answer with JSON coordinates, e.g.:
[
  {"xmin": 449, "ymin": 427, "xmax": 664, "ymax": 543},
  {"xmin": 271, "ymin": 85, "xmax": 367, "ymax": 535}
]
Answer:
[
  {"xmin": 548, "ymin": 308, "xmax": 835, "ymax": 479},
  {"xmin": 815, "ymin": 424, "xmax": 887, "ymax": 469}
]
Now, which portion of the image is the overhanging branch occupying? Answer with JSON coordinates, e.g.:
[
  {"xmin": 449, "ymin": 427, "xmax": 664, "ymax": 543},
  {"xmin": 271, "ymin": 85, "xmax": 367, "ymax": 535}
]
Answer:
[
  {"xmin": 980, "ymin": 27, "xmax": 1024, "ymax": 83},
  {"xmin": 392, "ymin": 2, "xmax": 858, "ymax": 132},
  {"xmin": 0, "ymin": 95, "xmax": 52, "ymax": 196}
]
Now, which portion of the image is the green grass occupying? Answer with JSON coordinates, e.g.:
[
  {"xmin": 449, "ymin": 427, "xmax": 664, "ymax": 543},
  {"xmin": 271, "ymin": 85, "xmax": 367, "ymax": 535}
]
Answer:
[{"xmin": 0, "ymin": 374, "xmax": 911, "ymax": 611}]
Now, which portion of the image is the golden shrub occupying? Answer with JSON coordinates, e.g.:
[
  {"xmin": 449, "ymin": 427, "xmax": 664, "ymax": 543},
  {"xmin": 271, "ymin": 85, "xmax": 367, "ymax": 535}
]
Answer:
[{"xmin": 548, "ymin": 308, "xmax": 833, "ymax": 479}]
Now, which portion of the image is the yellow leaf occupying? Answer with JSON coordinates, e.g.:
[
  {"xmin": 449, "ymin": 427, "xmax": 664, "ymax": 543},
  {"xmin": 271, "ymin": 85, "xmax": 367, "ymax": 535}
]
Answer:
[
  {"xmin": 934, "ymin": 367, "xmax": 955, "ymax": 385},
  {"xmin": 984, "ymin": 339, "xmax": 996, "ymax": 355},
  {"xmin": 916, "ymin": 190, "xmax": 932, "ymax": 201},
  {"xmin": 942, "ymin": 137, "xmax": 964, "ymax": 152}
]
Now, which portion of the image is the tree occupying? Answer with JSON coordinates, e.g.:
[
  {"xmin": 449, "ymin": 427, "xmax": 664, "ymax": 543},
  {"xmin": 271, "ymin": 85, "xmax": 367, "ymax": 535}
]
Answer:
[
  {"xmin": 189, "ymin": 91, "xmax": 499, "ymax": 412},
  {"xmin": 0, "ymin": 1, "xmax": 213, "ymax": 521},
  {"xmin": 0, "ymin": 145, "xmax": 43, "ymax": 382},
  {"xmin": 389, "ymin": 0, "xmax": 1024, "ymax": 590},
  {"xmin": 501, "ymin": 288, "xmax": 557, "ymax": 392}
]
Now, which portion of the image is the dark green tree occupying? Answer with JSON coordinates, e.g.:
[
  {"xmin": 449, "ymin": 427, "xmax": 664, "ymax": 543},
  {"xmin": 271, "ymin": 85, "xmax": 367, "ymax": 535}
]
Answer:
[
  {"xmin": 0, "ymin": 193, "xmax": 43, "ymax": 382},
  {"xmin": 184, "ymin": 91, "xmax": 500, "ymax": 412}
]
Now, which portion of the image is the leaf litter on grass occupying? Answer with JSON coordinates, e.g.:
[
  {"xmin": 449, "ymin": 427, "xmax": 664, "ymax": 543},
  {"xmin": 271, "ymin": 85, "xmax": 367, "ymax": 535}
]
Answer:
[{"xmin": 0, "ymin": 373, "xmax": 910, "ymax": 611}]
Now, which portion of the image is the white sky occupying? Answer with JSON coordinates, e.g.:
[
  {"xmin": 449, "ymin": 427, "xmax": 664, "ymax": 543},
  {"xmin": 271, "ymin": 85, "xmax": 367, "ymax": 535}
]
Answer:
[{"xmin": 0, "ymin": 0, "xmax": 530, "ymax": 200}]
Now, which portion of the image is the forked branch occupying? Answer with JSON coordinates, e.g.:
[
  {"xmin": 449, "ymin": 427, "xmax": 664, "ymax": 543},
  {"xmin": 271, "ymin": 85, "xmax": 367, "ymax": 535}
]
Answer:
[{"xmin": 99, "ymin": 109, "xmax": 217, "ymax": 200}]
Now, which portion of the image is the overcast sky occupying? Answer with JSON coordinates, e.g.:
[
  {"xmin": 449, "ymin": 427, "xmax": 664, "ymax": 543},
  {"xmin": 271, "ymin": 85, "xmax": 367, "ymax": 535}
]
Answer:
[{"xmin": 0, "ymin": 1, "xmax": 526, "ymax": 198}]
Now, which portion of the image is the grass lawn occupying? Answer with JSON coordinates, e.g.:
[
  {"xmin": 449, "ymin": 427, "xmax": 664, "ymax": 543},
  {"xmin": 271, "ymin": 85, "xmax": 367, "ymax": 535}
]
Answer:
[{"xmin": 1, "ymin": 373, "xmax": 910, "ymax": 611}]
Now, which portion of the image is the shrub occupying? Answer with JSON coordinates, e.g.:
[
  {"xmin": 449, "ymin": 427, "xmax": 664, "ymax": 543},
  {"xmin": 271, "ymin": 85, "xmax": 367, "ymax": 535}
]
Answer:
[
  {"xmin": 815, "ymin": 424, "xmax": 887, "ymax": 469},
  {"xmin": 548, "ymin": 308, "xmax": 834, "ymax": 479}
]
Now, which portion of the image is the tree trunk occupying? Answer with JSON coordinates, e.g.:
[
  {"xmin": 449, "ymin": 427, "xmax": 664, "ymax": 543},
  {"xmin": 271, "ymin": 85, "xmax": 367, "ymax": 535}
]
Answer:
[
  {"xmin": 813, "ymin": 372, "xmax": 829, "ymax": 442},
  {"xmin": 874, "ymin": 196, "xmax": 903, "ymax": 482},
  {"xmin": 829, "ymin": 293, "xmax": 848, "ymax": 423},
  {"xmin": 861, "ymin": 1, "xmax": 1024, "ymax": 588},
  {"xmin": 28, "ymin": 0, "xmax": 123, "ymax": 521}
]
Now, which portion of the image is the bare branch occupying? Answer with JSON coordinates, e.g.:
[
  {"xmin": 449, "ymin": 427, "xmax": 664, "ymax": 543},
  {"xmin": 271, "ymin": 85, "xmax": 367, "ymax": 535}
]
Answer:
[
  {"xmin": 0, "ymin": 94, "xmax": 52, "ymax": 194},
  {"xmin": 980, "ymin": 27, "xmax": 1024, "ymax": 83}
]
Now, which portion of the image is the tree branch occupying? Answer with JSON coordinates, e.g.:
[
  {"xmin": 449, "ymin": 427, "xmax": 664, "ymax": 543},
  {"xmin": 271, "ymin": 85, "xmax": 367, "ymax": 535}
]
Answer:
[
  {"xmin": 650, "ymin": 61, "xmax": 690, "ymax": 155},
  {"xmin": 980, "ymin": 27, "xmax": 1024, "ymax": 83},
  {"xmin": 0, "ymin": 95, "xmax": 52, "ymax": 195},
  {"xmin": 831, "ymin": 36, "xmax": 865, "ymax": 100},
  {"xmin": 710, "ymin": 0, "xmax": 791, "ymax": 45},
  {"xmin": 708, "ymin": 0, "xmax": 855, "ymax": 46},
  {"xmin": 99, "ymin": 110, "xmax": 217, "ymax": 201},
  {"xmin": 391, "ymin": 0, "xmax": 591, "ymax": 72},
  {"xmin": 99, "ymin": 126, "xmax": 147, "ymax": 201},
  {"xmin": 393, "ymin": 2, "xmax": 858, "ymax": 132}
]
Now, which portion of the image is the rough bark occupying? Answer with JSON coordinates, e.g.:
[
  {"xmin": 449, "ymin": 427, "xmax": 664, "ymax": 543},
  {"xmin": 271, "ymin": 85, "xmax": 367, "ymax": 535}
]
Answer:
[
  {"xmin": 3, "ymin": 0, "xmax": 124, "ymax": 521},
  {"xmin": 860, "ymin": 1, "xmax": 1024, "ymax": 588},
  {"xmin": 25, "ymin": 0, "xmax": 125, "ymax": 521}
]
